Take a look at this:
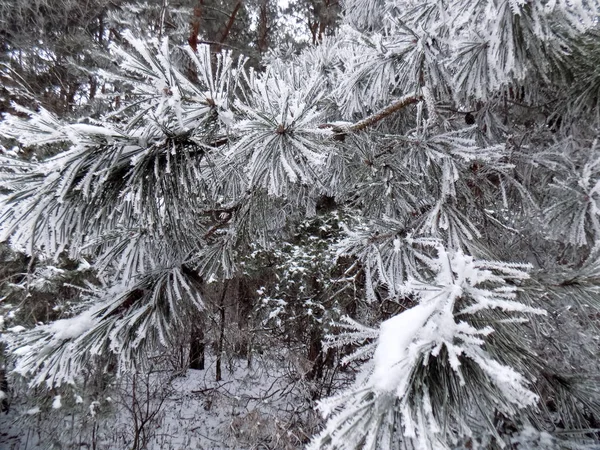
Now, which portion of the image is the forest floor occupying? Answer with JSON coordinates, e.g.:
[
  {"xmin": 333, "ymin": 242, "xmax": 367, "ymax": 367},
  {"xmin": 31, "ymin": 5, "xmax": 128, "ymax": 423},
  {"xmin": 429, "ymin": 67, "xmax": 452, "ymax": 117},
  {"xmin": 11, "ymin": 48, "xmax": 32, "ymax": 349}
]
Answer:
[{"xmin": 0, "ymin": 351, "xmax": 330, "ymax": 449}]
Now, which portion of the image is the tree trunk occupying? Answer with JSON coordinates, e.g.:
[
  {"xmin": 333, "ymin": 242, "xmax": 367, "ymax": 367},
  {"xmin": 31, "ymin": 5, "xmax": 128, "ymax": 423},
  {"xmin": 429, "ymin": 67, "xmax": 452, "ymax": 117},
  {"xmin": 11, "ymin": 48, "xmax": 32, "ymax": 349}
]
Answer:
[
  {"xmin": 246, "ymin": 307, "xmax": 254, "ymax": 369},
  {"xmin": 257, "ymin": 0, "xmax": 269, "ymax": 54},
  {"xmin": 188, "ymin": 0, "xmax": 203, "ymax": 52},
  {"xmin": 215, "ymin": 280, "xmax": 228, "ymax": 382},
  {"xmin": 189, "ymin": 317, "xmax": 205, "ymax": 370},
  {"xmin": 307, "ymin": 326, "xmax": 323, "ymax": 381},
  {"xmin": 89, "ymin": 75, "xmax": 97, "ymax": 101},
  {"xmin": 98, "ymin": 12, "xmax": 104, "ymax": 46},
  {"xmin": 216, "ymin": 1, "xmax": 243, "ymax": 52},
  {"xmin": 0, "ymin": 365, "xmax": 8, "ymax": 413}
]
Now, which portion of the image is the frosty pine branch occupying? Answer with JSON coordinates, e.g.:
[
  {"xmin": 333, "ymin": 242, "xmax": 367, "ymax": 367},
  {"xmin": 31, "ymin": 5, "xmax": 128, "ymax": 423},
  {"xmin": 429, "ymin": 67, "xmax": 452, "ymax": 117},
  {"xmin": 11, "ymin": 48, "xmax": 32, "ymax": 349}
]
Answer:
[
  {"xmin": 2, "ymin": 0, "xmax": 600, "ymax": 449},
  {"xmin": 346, "ymin": 92, "xmax": 423, "ymax": 132}
]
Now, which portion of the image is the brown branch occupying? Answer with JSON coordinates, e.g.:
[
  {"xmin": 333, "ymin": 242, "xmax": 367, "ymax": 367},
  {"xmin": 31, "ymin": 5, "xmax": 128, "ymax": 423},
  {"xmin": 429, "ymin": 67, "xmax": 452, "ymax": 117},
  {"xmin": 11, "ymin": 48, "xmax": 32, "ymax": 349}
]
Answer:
[
  {"xmin": 203, "ymin": 212, "xmax": 233, "ymax": 240},
  {"xmin": 210, "ymin": 94, "xmax": 423, "ymax": 147},
  {"xmin": 209, "ymin": 136, "xmax": 229, "ymax": 147},
  {"xmin": 317, "ymin": 93, "xmax": 422, "ymax": 141},
  {"xmin": 348, "ymin": 93, "xmax": 422, "ymax": 132}
]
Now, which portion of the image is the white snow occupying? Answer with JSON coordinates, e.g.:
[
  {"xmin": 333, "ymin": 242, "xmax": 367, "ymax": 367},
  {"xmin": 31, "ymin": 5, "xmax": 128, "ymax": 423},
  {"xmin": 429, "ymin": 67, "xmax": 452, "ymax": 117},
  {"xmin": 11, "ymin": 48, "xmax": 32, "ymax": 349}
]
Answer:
[
  {"xmin": 49, "ymin": 309, "xmax": 96, "ymax": 340},
  {"xmin": 52, "ymin": 395, "xmax": 62, "ymax": 409},
  {"xmin": 68, "ymin": 124, "xmax": 119, "ymax": 137},
  {"xmin": 370, "ymin": 302, "xmax": 436, "ymax": 392}
]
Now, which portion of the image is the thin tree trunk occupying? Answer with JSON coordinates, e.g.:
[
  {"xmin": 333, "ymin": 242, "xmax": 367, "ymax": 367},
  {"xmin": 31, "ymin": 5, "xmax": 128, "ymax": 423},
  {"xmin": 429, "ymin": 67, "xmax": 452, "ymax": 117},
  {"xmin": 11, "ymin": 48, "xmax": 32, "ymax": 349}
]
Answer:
[
  {"xmin": 188, "ymin": 0, "xmax": 203, "ymax": 52},
  {"xmin": 189, "ymin": 317, "xmax": 205, "ymax": 370},
  {"xmin": 247, "ymin": 317, "xmax": 253, "ymax": 369},
  {"xmin": 307, "ymin": 326, "xmax": 323, "ymax": 381},
  {"xmin": 131, "ymin": 373, "xmax": 140, "ymax": 450},
  {"xmin": 0, "ymin": 363, "xmax": 9, "ymax": 413},
  {"xmin": 257, "ymin": 0, "xmax": 269, "ymax": 54},
  {"xmin": 215, "ymin": 280, "xmax": 228, "ymax": 382},
  {"xmin": 89, "ymin": 75, "xmax": 97, "ymax": 101},
  {"xmin": 216, "ymin": 1, "xmax": 242, "ymax": 52}
]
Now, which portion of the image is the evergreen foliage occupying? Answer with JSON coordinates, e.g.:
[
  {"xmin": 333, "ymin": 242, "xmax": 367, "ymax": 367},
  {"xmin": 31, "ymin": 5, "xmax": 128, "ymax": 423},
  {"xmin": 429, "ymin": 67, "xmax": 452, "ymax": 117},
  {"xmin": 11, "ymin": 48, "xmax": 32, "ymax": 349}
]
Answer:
[{"xmin": 2, "ymin": 0, "xmax": 600, "ymax": 448}]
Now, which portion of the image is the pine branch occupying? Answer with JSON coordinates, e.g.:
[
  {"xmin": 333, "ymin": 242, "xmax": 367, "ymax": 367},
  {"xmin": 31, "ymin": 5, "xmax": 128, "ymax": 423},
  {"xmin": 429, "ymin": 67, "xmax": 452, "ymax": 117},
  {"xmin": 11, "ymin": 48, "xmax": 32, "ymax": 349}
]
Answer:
[
  {"xmin": 318, "ymin": 93, "xmax": 422, "ymax": 140},
  {"xmin": 347, "ymin": 93, "xmax": 422, "ymax": 132}
]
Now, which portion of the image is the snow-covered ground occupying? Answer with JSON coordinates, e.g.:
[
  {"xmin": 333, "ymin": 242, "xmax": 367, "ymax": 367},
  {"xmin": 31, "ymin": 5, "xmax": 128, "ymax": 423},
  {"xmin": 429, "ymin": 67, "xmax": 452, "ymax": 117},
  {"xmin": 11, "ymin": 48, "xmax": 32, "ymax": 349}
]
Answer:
[
  {"xmin": 147, "ymin": 356, "xmax": 319, "ymax": 449},
  {"xmin": 0, "ymin": 353, "xmax": 324, "ymax": 449}
]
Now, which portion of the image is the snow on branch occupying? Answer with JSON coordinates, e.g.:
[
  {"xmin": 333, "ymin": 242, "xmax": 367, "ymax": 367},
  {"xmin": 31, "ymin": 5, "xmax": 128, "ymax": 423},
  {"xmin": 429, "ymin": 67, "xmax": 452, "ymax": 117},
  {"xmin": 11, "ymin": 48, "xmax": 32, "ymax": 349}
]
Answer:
[
  {"xmin": 5, "ymin": 264, "xmax": 204, "ymax": 388},
  {"xmin": 311, "ymin": 242, "xmax": 544, "ymax": 450}
]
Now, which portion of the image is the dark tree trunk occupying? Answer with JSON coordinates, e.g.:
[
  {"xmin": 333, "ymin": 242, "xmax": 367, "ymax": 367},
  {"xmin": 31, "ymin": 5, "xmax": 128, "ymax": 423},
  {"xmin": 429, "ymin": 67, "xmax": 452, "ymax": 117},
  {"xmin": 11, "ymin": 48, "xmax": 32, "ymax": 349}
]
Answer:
[
  {"xmin": 216, "ymin": 1, "xmax": 242, "ymax": 52},
  {"xmin": 89, "ymin": 75, "xmax": 97, "ymax": 101},
  {"xmin": 0, "ymin": 365, "xmax": 8, "ymax": 413},
  {"xmin": 188, "ymin": 0, "xmax": 203, "ymax": 52},
  {"xmin": 97, "ymin": 12, "xmax": 104, "ymax": 46},
  {"xmin": 307, "ymin": 326, "xmax": 324, "ymax": 381},
  {"xmin": 257, "ymin": 0, "xmax": 269, "ymax": 54},
  {"xmin": 215, "ymin": 280, "xmax": 228, "ymax": 382},
  {"xmin": 189, "ymin": 318, "xmax": 205, "ymax": 370}
]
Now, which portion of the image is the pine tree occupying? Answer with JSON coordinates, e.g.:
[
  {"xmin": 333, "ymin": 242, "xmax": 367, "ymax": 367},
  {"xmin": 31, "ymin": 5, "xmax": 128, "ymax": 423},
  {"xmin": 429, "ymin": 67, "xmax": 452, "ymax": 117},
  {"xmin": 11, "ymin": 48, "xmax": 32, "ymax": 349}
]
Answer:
[{"xmin": 2, "ymin": 1, "xmax": 600, "ymax": 449}]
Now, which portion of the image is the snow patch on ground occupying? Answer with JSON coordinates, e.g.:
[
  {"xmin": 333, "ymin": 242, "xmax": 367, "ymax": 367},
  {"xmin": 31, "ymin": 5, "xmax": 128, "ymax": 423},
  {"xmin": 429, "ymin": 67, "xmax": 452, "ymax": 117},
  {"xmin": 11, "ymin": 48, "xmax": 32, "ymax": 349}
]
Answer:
[{"xmin": 0, "ymin": 353, "xmax": 323, "ymax": 449}]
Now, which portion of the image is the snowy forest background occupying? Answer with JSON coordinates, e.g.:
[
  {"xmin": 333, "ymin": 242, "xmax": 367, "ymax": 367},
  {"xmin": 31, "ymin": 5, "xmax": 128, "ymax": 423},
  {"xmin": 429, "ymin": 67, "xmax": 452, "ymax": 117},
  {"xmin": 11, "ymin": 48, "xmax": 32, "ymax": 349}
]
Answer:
[{"xmin": 1, "ymin": 0, "xmax": 600, "ymax": 449}]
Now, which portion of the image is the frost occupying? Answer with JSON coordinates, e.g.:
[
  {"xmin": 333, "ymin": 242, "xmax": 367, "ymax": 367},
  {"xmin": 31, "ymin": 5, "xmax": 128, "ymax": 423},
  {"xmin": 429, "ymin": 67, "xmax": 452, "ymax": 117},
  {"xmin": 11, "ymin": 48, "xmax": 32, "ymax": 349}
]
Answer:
[
  {"xmin": 68, "ymin": 124, "xmax": 120, "ymax": 137},
  {"xmin": 89, "ymin": 401, "xmax": 100, "ymax": 417},
  {"xmin": 1, "ymin": 2, "xmax": 600, "ymax": 449},
  {"xmin": 312, "ymin": 244, "xmax": 542, "ymax": 449}
]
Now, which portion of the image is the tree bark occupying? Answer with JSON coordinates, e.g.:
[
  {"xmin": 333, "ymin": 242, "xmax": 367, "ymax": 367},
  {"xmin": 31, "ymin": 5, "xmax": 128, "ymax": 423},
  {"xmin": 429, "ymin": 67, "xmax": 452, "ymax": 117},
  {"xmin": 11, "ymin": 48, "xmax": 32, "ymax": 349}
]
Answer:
[
  {"xmin": 189, "ymin": 317, "xmax": 205, "ymax": 370},
  {"xmin": 216, "ymin": 1, "xmax": 243, "ymax": 52},
  {"xmin": 307, "ymin": 326, "xmax": 323, "ymax": 382},
  {"xmin": 0, "ymin": 364, "xmax": 8, "ymax": 413},
  {"xmin": 215, "ymin": 280, "xmax": 228, "ymax": 382},
  {"xmin": 188, "ymin": 0, "xmax": 203, "ymax": 52},
  {"xmin": 257, "ymin": 0, "xmax": 269, "ymax": 54}
]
